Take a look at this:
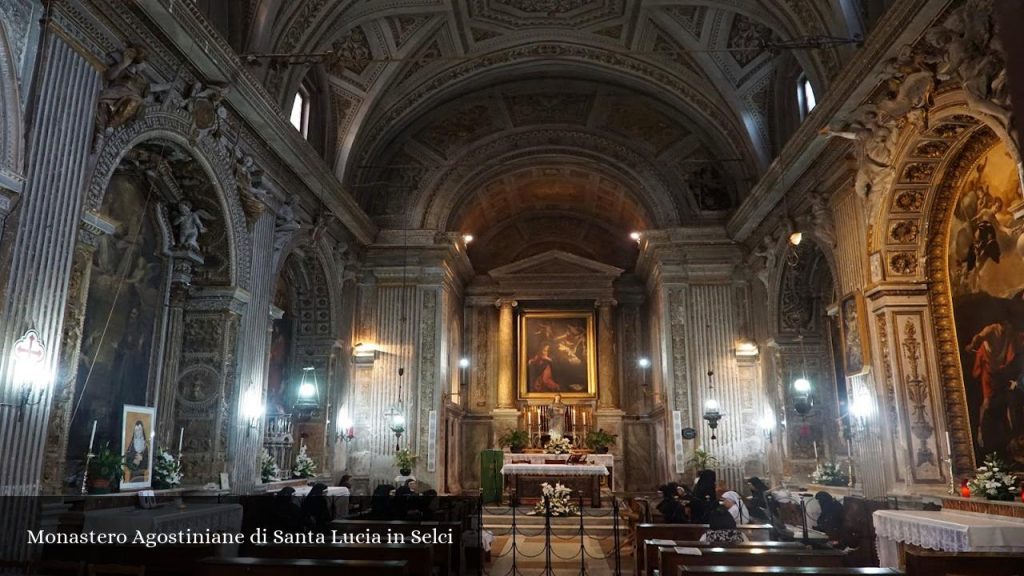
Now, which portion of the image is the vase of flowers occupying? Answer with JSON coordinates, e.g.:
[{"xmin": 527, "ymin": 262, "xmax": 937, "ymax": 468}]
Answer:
[
  {"xmin": 967, "ymin": 453, "xmax": 1020, "ymax": 501},
  {"xmin": 261, "ymin": 448, "xmax": 280, "ymax": 483},
  {"xmin": 544, "ymin": 436, "xmax": 572, "ymax": 454},
  {"xmin": 292, "ymin": 445, "xmax": 317, "ymax": 479},
  {"xmin": 811, "ymin": 461, "xmax": 850, "ymax": 487},
  {"xmin": 153, "ymin": 450, "xmax": 182, "ymax": 489},
  {"xmin": 528, "ymin": 482, "xmax": 580, "ymax": 516}
]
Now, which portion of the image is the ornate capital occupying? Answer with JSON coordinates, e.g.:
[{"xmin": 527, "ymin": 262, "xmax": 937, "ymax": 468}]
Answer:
[{"xmin": 495, "ymin": 298, "xmax": 517, "ymax": 310}]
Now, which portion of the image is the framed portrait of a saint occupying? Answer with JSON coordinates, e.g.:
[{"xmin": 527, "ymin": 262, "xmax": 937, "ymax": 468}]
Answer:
[
  {"xmin": 518, "ymin": 310, "xmax": 597, "ymax": 399},
  {"xmin": 121, "ymin": 404, "xmax": 155, "ymax": 490},
  {"xmin": 838, "ymin": 292, "xmax": 871, "ymax": 376}
]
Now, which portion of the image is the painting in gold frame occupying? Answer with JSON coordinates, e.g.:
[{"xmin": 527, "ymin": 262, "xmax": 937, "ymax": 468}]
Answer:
[
  {"xmin": 838, "ymin": 292, "xmax": 871, "ymax": 376},
  {"xmin": 518, "ymin": 310, "xmax": 597, "ymax": 399}
]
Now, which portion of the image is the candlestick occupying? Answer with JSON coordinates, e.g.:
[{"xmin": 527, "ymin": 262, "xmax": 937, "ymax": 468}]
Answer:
[
  {"xmin": 88, "ymin": 420, "xmax": 97, "ymax": 452},
  {"xmin": 813, "ymin": 441, "xmax": 819, "ymax": 461},
  {"xmin": 178, "ymin": 426, "xmax": 184, "ymax": 455},
  {"xmin": 945, "ymin": 431, "xmax": 952, "ymax": 456}
]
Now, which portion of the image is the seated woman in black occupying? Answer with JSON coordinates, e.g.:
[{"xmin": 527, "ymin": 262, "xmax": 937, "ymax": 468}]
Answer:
[
  {"xmin": 656, "ymin": 483, "xmax": 687, "ymax": 523},
  {"xmin": 271, "ymin": 487, "xmax": 309, "ymax": 532},
  {"xmin": 700, "ymin": 506, "xmax": 748, "ymax": 544},
  {"xmin": 814, "ymin": 491, "xmax": 844, "ymax": 540},
  {"xmin": 746, "ymin": 476, "xmax": 772, "ymax": 523},
  {"xmin": 690, "ymin": 469, "xmax": 717, "ymax": 523},
  {"xmin": 301, "ymin": 482, "xmax": 332, "ymax": 531}
]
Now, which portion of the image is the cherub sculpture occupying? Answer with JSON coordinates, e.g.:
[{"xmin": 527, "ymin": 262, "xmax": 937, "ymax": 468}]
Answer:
[{"xmin": 172, "ymin": 201, "xmax": 213, "ymax": 252}]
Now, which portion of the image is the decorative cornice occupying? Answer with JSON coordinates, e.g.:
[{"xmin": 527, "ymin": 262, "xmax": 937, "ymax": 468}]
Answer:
[
  {"xmin": 132, "ymin": 0, "xmax": 377, "ymax": 246},
  {"xmin": 726, "ymin": 0, "xmax": 946, "ymax": 242}
]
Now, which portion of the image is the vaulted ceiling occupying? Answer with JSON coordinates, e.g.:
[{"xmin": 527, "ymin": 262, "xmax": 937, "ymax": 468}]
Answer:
[{"xmin": 243, "ymin": 0, "xmax": 860, "ymax": 271}]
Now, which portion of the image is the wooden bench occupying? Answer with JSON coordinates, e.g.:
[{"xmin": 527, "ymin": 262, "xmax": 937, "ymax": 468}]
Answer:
[
  {"xmin": 904, "ymin": 549, "xmax": 1024, "ymax": 576},
  {"xmin": 196, "ymin": 557, "xmax": 408, "ymax": 576},
  {"xmin": 678, "ymin": 567, "xmax": 901, "ymax": 576},
  {"xmin": 250, "ymin": 543, "xmax": 433, "ymax": 576},
  {"xmin": 641, "ymin": 540, "xmax": 808, "ymax": 576},
  {"xmin": 658, "ymin": 545, "xmax": 849, "ymax": 576},
  {"xmin": 329, "ymin": 519, "xmax": 460, "ymax": 575},
  {"xmin": 635, "ymin": 524, "xmax": 773, "ymax": 573}
]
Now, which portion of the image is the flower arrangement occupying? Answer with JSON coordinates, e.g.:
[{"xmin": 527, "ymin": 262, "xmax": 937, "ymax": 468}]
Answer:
[
  {"xmin": 810, "ymin": 461, "xmax": 850, "ymax": 486},
  {"xmin": 966, "ymin": 453, "xmax": 1020, "ymax": 501},
  {"xmin": 261, "ymin": 448, "xmax": 280, "ymax": 483},
  {"xmin": 544, "ymin": 436, "xmax": 572, "ymax": 454},
  {"xmin": 153, "ymin": 450, "xmax": 182, "ymax": 488},
  {"xmin": 292, "ymin": 445, "xmax": 317, "ymax": 478},
  {"xmin": 687, "ymin": 447, "xmax": 718, "ymax": 472},
  {"xmin": 394, "ymin": 449, "xmax": 417, "ymax": 474},
  {"xmin": 528, "ymin": 482, "xmax": 580, "ymax": 516}
]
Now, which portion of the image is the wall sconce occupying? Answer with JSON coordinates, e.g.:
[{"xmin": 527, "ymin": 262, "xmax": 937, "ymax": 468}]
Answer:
[
  {"xmin": 458, "ymin": 357, "xmax": 470, "ymax": 369},
  {"xmin": 0, "ymin": 330, "xmax": 51, "ymax": 422},
  {"xmin": 793, "ymin": 377, "xmax": 813, "ymax": 416},
  {"xmin": 702, "ymin": 370, "xmax": 724, "ymax": 440},
  {"xmin": 352, "ymin": 342, "xmax": 378, "ymax": 364},
  {"xmin": 788, "ymin": 231, "xmax": 803, "ymax": 246},
  {"xmin": 735, "ymin": 339, "xmax": 759, "ymax": 358},
  {"xmin": 848, "ymin": 395, "xmax": 873, "ymax": 435},
  {"xmin": 242, "ymin": 390, "xmax": 265, "ymax": 437},
  {"xmin": 462, "ymin": 234, "xmax": 474, "ymax": 245},
  {"xmin": 336, "ymin": 410, "xmax": 355, "ymax": 443},
  {"xmin": 759, "ymin": 409, "xmax": 776, "ymax": 444},
  {"xmin": 390, "ymin": 413, "xmax": 406, "ymax": 451},
  {"xmin": 629, "ymin": 231, "xmax": 642, "ymax": 244}
]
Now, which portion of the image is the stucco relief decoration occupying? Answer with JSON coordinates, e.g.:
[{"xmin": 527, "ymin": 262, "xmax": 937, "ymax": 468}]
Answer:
[
  {"xmin": 875, "ymin": 313, "xmax": 904, "ymax": 481},
  {"xmin": 946, "ymin": 139, "xmax": 1024, "ymax": 469},
  {"xmin": 901, "ymin": 162, "xmax": 935, "ymax": 184},
  {"xmin": 748, "ymin": 229, "xmax": 781, "ymax": 293},
  {"xmin": 894, "ymin": 189, "xmax": 925, "ymax": 212},
  {"xmin": 889, "ymin": 220, "xmax": 920, "ymax": 244},
  {"xmin": 820, "ymin": 106, "xmax": 898, "ymax": 205},
  {"xmin": 328, "ymin": 27, "xmax": 373, "ymax": 76},
  {"xmin": 900, "ymin": 319, "xmax": 937, "ymax": 469},
  {"xmin": 93, "ymin": 46, "xmax": 152, "ymax": 149},
  {"xmin": 888, "ymin": 252, "xmax": 918, "ymax": 276},
  {"xmin": 727, "ymin": 14, "xmax": 776, "ymax": 68}
]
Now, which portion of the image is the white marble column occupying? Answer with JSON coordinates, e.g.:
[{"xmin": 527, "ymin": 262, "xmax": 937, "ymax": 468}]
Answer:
[{"xmin": 495, "ymin": 298, "xmax": 517, "ymax": 409}]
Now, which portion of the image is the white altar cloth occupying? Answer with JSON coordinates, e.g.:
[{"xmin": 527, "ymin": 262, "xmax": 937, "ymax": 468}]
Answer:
[
  {"xmin": 873, "ymin": 509, "xmax": 1024, "ymax": 567},
  {"xmin": 500, "ymin": 463, "xmax": 608, "ymax": 476},
  {"xmin": 503, "ymin": 453, "xmax": 615, "ymax": 488}
]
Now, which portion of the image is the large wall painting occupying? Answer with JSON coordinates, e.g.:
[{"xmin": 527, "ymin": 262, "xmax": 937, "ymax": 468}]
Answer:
[
  {"xmin": 518, "ymin": 310, "xmax": 596, "ymax": 399},
  {"xmin": 948, "ymin": 140, "xmax": 1024, "ymax": 468}
]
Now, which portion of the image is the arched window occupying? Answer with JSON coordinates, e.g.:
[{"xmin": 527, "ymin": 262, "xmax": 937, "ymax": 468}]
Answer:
[
  {"xmin": 797, "ymin": 74, "xmax": 816, "ymax": 119},
  {"xmin": 290, "ymin": 88, "xmax": 310, "ymax": 138}
]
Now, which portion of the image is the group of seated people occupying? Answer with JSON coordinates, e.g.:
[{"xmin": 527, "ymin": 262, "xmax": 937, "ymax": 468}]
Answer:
[{"xmin": 655, "ymin": 471, "xmax": 845, "ymax": 542}]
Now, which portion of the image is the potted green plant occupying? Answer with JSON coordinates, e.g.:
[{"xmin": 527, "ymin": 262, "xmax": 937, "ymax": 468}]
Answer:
[
  {"xmin": 498, "ymin": 429, "xmax": 531, "ymax": 453},
  {"xmin": 88, "ymin": 444, "xmax": 124, "ymax": 494},
  {"xmin": 394, "ymin": 449, "xmax": 417, "ymax": 476},
  {"xmin": 584, "ymin": 429, "xmax": 617, "ymax": 454},
  {"xmin": 686, "ymin": 447, "xmax": 718, "ymax": 473}
]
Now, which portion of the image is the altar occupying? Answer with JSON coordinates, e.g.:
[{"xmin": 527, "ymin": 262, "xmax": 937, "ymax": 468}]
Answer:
[
  {"xmin": 503, "ymin": 452, "xmax": 615, "ymax": 490},
  {"xmin": 873, "ymin": 509, "xmax": 1024, "ymax": 568},
  {"xmin": 500, "ymin": 463, "xmax": 608, "ymax": 508}
]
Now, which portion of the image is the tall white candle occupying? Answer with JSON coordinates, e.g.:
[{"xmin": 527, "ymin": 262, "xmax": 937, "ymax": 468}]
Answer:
[
  {"xmin": 813, "ymin": 440, "xmax": 819, "ymax": 461},
  {"xmin": 178, "ymin": 427, "xmax": 185, "ymax": 454},
  {"xmin": 945, "ymin": 431, "xmax": 952, "ymax": 456},
  {"xmin": 88, "ymin": 420, "xmax": 97, "ymax": 452}
]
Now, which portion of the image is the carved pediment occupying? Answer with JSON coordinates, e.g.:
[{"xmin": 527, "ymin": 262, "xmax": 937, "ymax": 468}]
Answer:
[{"xmin": 489, "ymin": 250, "xmax": 624, "ymax": 280}]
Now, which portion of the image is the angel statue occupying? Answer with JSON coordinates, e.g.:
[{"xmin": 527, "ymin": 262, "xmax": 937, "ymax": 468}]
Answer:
[
  {"xmin": 172, "ymin": 201, "xmax": 212, "ymax": 252},
  {"xmin": 94, "ymin": 46, "xmax": 151, "ymax": 147},
  {"xmin": 820, "ymin": 106, "xmax": 897, "ymax": 200}
]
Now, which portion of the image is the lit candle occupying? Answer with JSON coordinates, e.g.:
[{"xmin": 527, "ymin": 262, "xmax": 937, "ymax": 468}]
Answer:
[
  {"xmin": 88, "ymin": 420, "xmax": 97, "ymax": 453},
  {"xmin": 178, "ymin": 427, "xmax": 184, "ymax": 454},
  {"xmin": 582, "ymin": 411, "xmax": 587, "ymax": 427},
  {"xmin": 527, "ymin": 410, "xmax": 532, "ymax": 428},
  {"xmin": 571, "ymin": 407, "xmax": 577, "ymax": 425},
  {"xmin": 813, "ymin": 441, "xmax": 819, "ymax": 461}
]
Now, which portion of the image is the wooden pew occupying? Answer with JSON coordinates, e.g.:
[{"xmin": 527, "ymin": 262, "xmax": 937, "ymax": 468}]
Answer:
[
  {"xmin": 196, "ymin": 557, "xmax": 408, "ymax": 576},
  {"xmin": 635, "ymin": 524, "xmax": 773, "ymax": 573},
  {"xmin": 904, "ymin": 549, "xmax": 1024, "ymax": 576},
  {"xmin": 329, "ymin": 519, "xmax": 461, "ymax": 575},
  {"xmin": 658, "ymin": 545, "xmax": 849, "ymax": 576},
  {"xmin": 641, "ymin": 540, "xmax": 807, "ymax": 576},
  {"xmin": 251, "ymin": 543, "xmax": 433, "ymax": 576},
  {"xmin": 678, "ymin": 567, "xmax": 901, "ymax": 576}
]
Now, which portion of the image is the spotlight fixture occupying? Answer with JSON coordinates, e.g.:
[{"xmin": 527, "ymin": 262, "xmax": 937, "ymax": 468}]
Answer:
[
  {"xmin": 458, "ymin": 357, "xmax": 470, "ymax": 369},
  {"xmin": 336, "ymin": 410, "xmax": 355, "ymax": 443},
  {"xmin": 759, "ymin": 409, "xmax": 776, "ymax": 444},
  {"xmin": 735, "ymin": 339, "xmax": 759, "ymax": 357},
  {"xmin": 352, "ymin": 342, "xmax": 378, "ymax": 364},
  {"xmin": 1, "ymin": 330, "xmax": 51, "ymax": 422},
  {"xmin": 242, "ymin": 391, "xmax": 265, "ymax": 436},
  {"xmin": 629, "ymin": 231, "xmax": 641, "ymax": 242},
  {"xmin": 462, "ymin": 234, "xmax": 474, "ymax": 244},
  {"xmin": 789, "ymin": 231, "xmax": 803, "ymax": 246},
  {"xmin": 792, "ymin": 335, "xmax": 814, "ymax": 417}
]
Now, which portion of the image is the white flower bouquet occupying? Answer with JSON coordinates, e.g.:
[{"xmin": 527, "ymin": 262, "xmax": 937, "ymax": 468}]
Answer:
[
  {"xmin": 810, "ymin": 461, "xmax": 850, "ymax": 486},
  {"xmin": 967, "ymin": 453, "xmax": 1019, "ymax": 501},
  {"xmin": 153, "ymin": 450, "xmax": 182, "ymax": 488},
  {"xmin": 261, "ymin": 448, "xmax": 280, "ymax": 482},
  {"xmin": 528, "ymin": 482, "xmax": 580, "ymax": 516},
  {"xmin": 292, "ymin": 445, "xmax": 317, "ymax": 478},
  {"xmin": 544, "ymin": 436, "xmax": 572, "ymax": 454}
]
